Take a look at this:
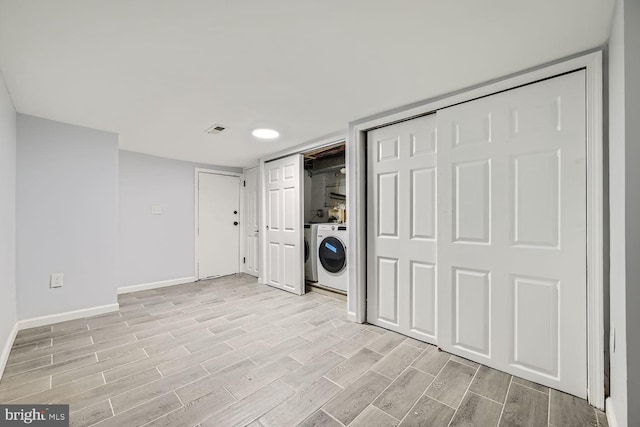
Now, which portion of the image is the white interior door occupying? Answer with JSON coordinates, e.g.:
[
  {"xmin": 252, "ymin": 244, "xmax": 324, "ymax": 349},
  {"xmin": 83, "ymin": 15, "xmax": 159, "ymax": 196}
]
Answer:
[
  {"xmin": 197, "ymin": 172, "xmax": 240, "ymax": 280},
  {"xmin": 367, "ymin": 114, "xmax": 438, "ymax": 344},
  {"xmin": 437, "ymin": 70, "xmax": 587, "ymax": 397},
  {"xmin": 264, "ymin": 154, "xmax": 304, "ymax": 295},
  {"xmin": 244, "ymin": 167, "xmax": 259, "ymax": 277}
]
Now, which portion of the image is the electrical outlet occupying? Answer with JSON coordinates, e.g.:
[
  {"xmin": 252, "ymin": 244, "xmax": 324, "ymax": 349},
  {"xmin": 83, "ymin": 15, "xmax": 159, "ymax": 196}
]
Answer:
[{"xmin": 50, "ymin": 273, "xmax": 63, "ymax": 288}]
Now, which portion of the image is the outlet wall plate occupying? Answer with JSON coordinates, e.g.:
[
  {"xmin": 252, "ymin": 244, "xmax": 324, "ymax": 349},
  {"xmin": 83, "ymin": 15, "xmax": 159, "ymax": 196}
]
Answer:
[{"xmin": 50, "ymin": 273, "xmax": 63, "ymax": 288}]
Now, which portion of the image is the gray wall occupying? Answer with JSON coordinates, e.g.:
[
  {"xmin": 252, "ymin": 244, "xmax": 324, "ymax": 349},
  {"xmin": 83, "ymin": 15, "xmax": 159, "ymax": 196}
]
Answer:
[
  {"xmin": 608, "ymin": 0, "xmax": 639, "ymax": 425},
  {"xmin": 608, "ymin": 1, "xmax": 627, "ymax": 422},
  {"xmin": 118, "ymin": 150, "xmax": 241, "ymax": 287},
  {"xmin": 623, "ymin": 0, "xmax": 640, "ymax": 424},
  {"xmin": 16, "ymin": 114, "xmax": 118, "ymax": 319},
  {"xmin": 0, "ymin": 72, "xmax": 17, "ymax": 360},
  {"xmin": 306, "ymin": 172, "xmax": 346, "ymax": 222}
]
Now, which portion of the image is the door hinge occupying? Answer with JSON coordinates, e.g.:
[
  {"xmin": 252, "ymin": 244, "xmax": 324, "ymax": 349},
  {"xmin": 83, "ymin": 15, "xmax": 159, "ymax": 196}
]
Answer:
[
  {"xmin": 243, "ymin": 180, "xmax": 246, "ymax": 187},
  {"xmin": 243, "ymin": 257, "xmax": 246, "ymax": 264}
]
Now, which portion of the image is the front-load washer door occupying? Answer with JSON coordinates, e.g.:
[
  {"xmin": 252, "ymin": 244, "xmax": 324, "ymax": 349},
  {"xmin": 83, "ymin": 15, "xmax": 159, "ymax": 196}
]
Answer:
[
  {"xmin": 318, "ymin": 237, "xmax": 346, "ymax": 274},
  {"xmin": 304, "ymin": 238, "xmax": 310, "ymax": 263}
]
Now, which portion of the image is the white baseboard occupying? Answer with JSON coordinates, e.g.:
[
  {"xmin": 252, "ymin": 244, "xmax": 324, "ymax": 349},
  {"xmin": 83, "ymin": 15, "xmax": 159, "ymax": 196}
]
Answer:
[
  {"xmin": 244, "ymin": 271, "xmax": 259, "ymax": 279},
  {"xmin": 117, "ymin": 276, "xmax": 196, "ymax": 295},
  {"xmin": 0, "ymin": 323, "xmax": 19, "ymax": 382},
  {"xmin": 606, "ymin": 397, "xmax": 620, "ymax": 427},
  {"xmin": 17, "ymin": 303, "xmax": 120, "ymax": 330},
  {"xmin": 0, "ymin": 303, "xmax": 120, "ymax": 381}
]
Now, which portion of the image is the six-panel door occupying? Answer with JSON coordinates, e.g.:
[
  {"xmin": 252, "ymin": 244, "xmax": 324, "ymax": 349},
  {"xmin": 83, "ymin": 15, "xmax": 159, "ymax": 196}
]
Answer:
[
  {"xmin": 437, "ymin": 70, "xmax": 587, "ymax": 397},
  {"xmin": 264, "ymin": 154, "xmax": 304, "ymax": 295},
  {"xmin": 367, "ymin": 114, "xmax": 439, "ymax": 344}
]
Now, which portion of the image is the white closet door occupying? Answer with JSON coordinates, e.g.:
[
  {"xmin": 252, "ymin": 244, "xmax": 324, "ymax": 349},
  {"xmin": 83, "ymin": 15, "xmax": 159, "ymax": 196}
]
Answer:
[
  {"xmin": 437, "ymin": 70, "xmax": 587, "ymax": 397},
  {"xmin": 244, "ymin": 167, "xmax": 259, "ymax": 277},
  {"xmin": 264, "ymin": 154, "xmax": 305, "ymax": 295},
  {"xmin": 367, "ymin": 114, "xmax": 438, "ymax": 343}
]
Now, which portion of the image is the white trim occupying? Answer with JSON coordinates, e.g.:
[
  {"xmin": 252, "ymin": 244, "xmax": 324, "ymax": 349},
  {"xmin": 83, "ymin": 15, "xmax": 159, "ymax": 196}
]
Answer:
[
  {"xmin": 16, "ymin": 304, "xmax": 120, "ymax": 330},
  {"xmin": 347, "ymin": 50, "xmax": 604, "ymax": 408},
  {"xmin": 347, "ymin": 120, "xmax": 366, "ymax": 321},
  {"xmin": 259, "ymin": 160, "xmax": 266, "ymax": 285},
  {"xmin": 242, "ymin": 165, "xmax": 260, "ymax": 277},
  {"xmin": 117, "ymin": 276, "xmax": 196, "ymax": 294},
  {"xmin": 194, "ymin": 168, "xmax": 244, "ymax": 280},
  {"xmin": 0, "ymin": 323, "xmax": 19, "ymax": 382},
  {"xmin": 259, "ymin": 133, "xmax": 346, "ymax": 286},
  {"xmin": 585, "ymin": 52, "xmax": 606, "ymax": 411},
  {"xmin": 194, "ymin": 168, "xmax": 243, "ymax": 177},
  {"xmin": 0, "ymin": 303, "xmax": 121, "ymax": 380},
  {"xmin": 262, "ymin": 130, "xmax": 346, "ymax": 163},
  {"xmin": 239, "ymin": 170, "xmax": 247, "ymax": 275},
  {"xmin": 605, "ymin": 397, "xmax": 620, "ymax": 427}
]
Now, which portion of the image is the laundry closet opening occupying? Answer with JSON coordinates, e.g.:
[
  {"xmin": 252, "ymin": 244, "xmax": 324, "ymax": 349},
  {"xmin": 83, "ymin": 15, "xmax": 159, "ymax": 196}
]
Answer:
[
  {"xmin": 261, "ymin": 139, "xmax": 348, "ymax": 298},
  {"xmin": 303, "ymin": 143, "xmax": 347, "ymax": 297}
]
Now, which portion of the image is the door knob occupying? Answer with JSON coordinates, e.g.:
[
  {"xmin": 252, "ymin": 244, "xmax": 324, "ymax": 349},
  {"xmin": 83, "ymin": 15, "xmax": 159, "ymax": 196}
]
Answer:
[
  {"xmin": 233, "ymin": 221, "xmax": 239, "ymax": 226},
  {"xmin": 234, "ymin": 210, "xmax": 238, "ymax": 214}
]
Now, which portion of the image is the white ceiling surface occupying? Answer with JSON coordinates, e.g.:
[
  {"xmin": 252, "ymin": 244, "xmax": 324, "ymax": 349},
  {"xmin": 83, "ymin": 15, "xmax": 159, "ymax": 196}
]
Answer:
[{"xmin": 0, "ymin": 1, "xmax": 614, "ymax": 167}]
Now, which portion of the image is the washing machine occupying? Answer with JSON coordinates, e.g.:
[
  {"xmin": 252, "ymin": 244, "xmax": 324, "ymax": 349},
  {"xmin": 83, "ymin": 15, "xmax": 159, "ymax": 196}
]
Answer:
[
  {"xmin": 317, "ymin": 223, "xmax": 348, "ymax": 292},
  {"xmin": 304, "ymin": 224, "xmax": 319, "ymax": 282}
]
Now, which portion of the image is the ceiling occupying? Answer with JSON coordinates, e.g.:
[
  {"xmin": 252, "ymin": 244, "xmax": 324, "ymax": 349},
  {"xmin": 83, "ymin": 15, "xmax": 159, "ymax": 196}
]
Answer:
[{"xmin": 0, "ymin": 1, "xmax": 615, "ymax": 168}]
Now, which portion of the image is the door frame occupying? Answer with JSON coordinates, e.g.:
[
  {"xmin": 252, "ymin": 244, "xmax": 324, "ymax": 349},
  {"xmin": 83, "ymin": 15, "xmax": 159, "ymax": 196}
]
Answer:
[
  {"xmin": 347, "ymin": 50, "xmax": 604, "ymax": 408},
  {"xmin": 242, "ymin": 165, "xmax": 259, "ymax": 277},
  {"xmin": 258, "ymin": 131, "xmax": 346, "ymax": 286},
  {"xmin": 194, "ymin": 168, "xmax": 244, "ymax": 280}
]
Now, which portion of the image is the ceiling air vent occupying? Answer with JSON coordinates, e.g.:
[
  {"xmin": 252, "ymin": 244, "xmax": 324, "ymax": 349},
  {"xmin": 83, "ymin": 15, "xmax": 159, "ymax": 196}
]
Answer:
[{"xmin": 205, "ymin": 124, "xmax": 227, "ymax": 134}]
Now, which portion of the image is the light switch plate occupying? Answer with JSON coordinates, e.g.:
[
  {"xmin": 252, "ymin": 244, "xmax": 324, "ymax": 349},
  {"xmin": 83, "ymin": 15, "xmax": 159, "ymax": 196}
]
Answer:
[
  {"xmin": 151, "ymin": 205, "xmax": 162, "ymax": 215},
  {"xmin": 50, "ymin": 273, "xmax": 63, "ymax": 288}
]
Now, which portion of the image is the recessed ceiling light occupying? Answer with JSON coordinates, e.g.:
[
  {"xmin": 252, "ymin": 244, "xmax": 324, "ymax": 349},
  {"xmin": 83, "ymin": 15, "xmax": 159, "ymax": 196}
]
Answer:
[{"xmin": 252, "ymin": 128, "xmax": 280, "ymax": 139}]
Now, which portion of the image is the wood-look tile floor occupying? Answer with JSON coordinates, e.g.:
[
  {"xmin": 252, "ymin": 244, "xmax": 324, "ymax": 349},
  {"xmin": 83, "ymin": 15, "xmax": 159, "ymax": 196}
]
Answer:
[{"xmin": 0, "ymin": 275, "xmax": 607, "ymax": 427}]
